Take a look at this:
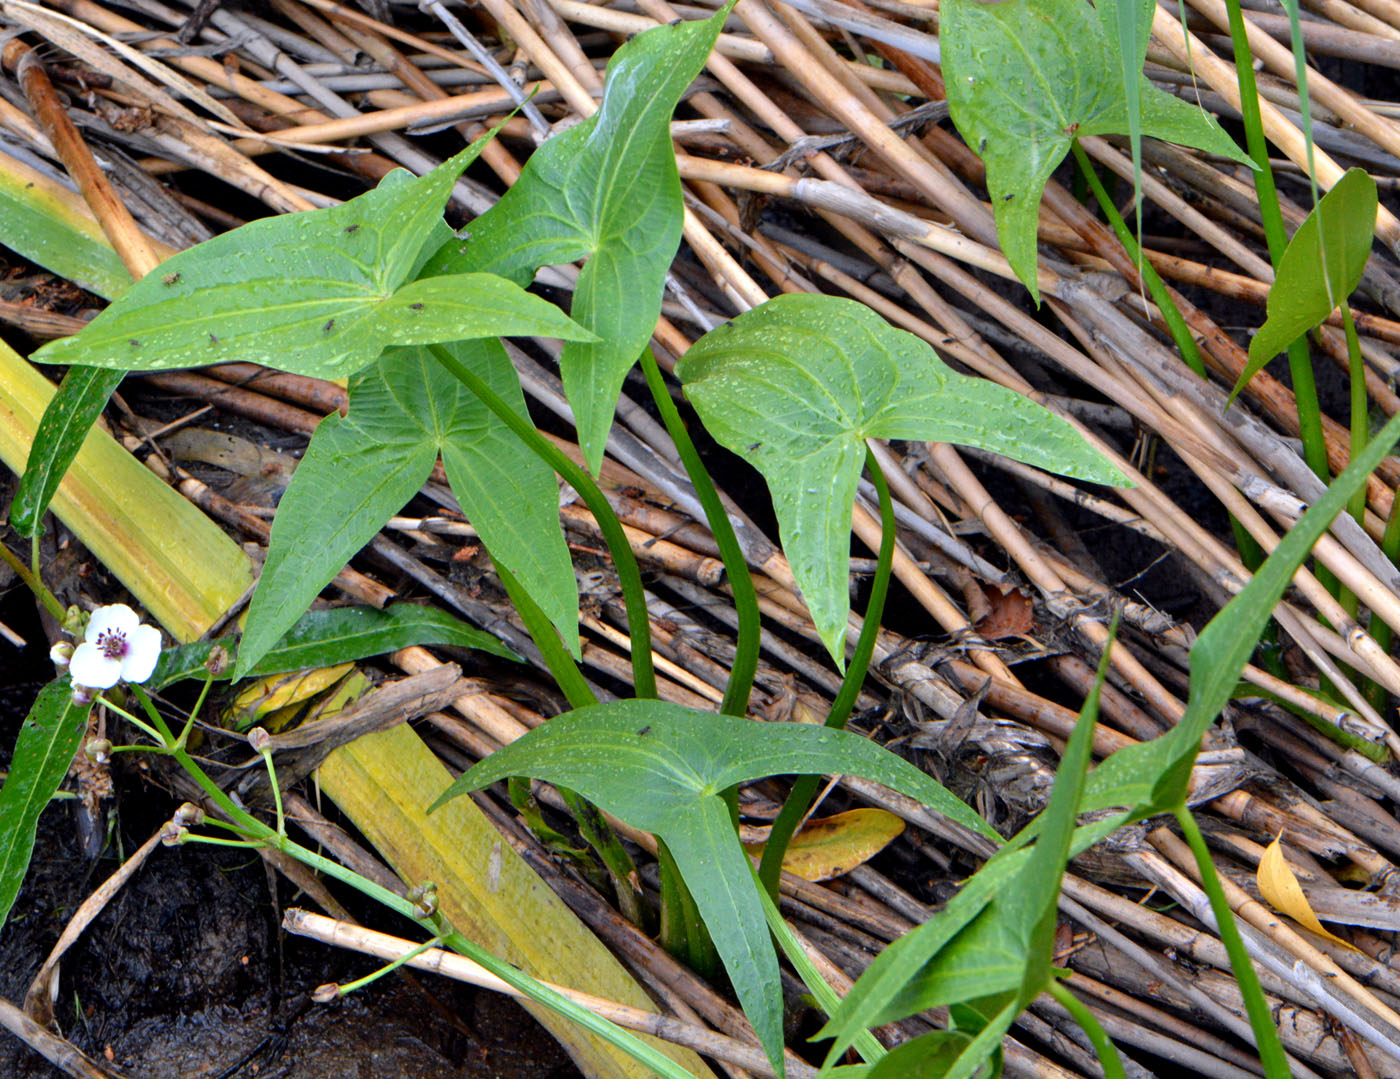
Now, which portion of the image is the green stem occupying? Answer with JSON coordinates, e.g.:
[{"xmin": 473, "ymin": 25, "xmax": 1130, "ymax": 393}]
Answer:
[
  {"xmin": 1174, "ymin": 806, "xmax": 1291, "ymax": 1079},
  {"xmin": 658, "ymin": 838, "xmax": 719, "ymax": 977},
  {"xmin": 428, "ymin": 343, "xmax": 656, "ymax": 699},
  {"xmin": 129, "ymin": 688, "xmax": 694, "ymax": 1079},
  {"xmin": 1366, "ymin": 493, "xmax": 1400, "ymax": 713},
  {"xmin": 495, "ymin": 562, "xmax": 643, "ymax": 925},
  {"xmin": 1070, "ymin": 140, "xmax": 1206, "ymax": 379},
  {"xmin": 1046, "ymin": 980, "xmax": 1125, "ymax": 1079},
  {"xmin": 1222, "ymin": 0, "xmax": 1328, "ymax": 482},
  {"xmin": 759, "ymin": 881, "xmax": 885, "ymax": 1064},
  {"xmin": 336, "ymin": 936, "xmax": 445, "ymax": 996},
  {"xmin": 638, "ymin": 348, "xmax": 760, "ymax": 720},
  {"xmin": 495, "ymin": 560, "xmax": 596, "ymax": 709},
  {"xmin": 758, "ymin": 446, "xmax": 896, "ymax": 898},
  {"xmin": 1343, "ymin": 302, "xmax": 1368, "ymax": 526},
  {"xmin": 0, "ymin": 539, "xmax": 64, "ymax": 621}
]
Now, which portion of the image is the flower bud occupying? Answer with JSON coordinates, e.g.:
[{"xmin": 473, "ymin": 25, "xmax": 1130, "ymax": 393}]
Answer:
[
  {"xmin": 247, "ymin": 727, "xmax": 272, "ymax": 754},
  {"xmin": 71, "ymin": 684, "xmax": 95, "ymax": 707},
  {"xmin": 311, "ymin": 983, "xmax": 341, "ymax": 1004},
  {"xmin": 159, "ymin": 822, "xmax": 188, "ymax": 847},
  {"xmin": 61, "ymin": 605, "xmax": 85, "ymax": 638},
  {"xmin": 50, "ymin": 642, "xmax": 73, "ymax": 669},
  {"xmin": 409, "ymin": 881, "xmax": 438, "ymax": 919},
  {"xmin": 205, "ymin": 645, "xmax": 230, "ymax": 677},
  {"xmin": 84, "ymin": 738, "xmax": 112, "ymax": 764},
  {"xmin": 173, "ymin": 802, "xmax": 204, "ymax": 828}
]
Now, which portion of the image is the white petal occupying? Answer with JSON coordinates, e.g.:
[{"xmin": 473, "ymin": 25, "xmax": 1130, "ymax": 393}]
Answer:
[
  {"xmin": 69, "ymin": 642, "xmax": 121, "ymax": 688},
  {"xmin": 85, "ymin": 604, "xmax": 138, "ymax": 645},
  {"xmin": 120, "ymin": 624, "xmax": 162, "ymax": 685}
]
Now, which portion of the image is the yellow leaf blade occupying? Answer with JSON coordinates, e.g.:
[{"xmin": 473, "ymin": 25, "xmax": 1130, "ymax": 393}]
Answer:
[
  {"xmin": 1257, "ymin": 836, "xmax": 1358, "ymax": 951},
  {"xmin": 744, "ymin": 808, "xmax": 905, "ymax": 882}
]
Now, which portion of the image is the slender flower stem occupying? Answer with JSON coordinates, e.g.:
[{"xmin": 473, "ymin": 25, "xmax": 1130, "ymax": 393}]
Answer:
[
  {"xmin": 1174, "ymin": 806, "xmax": 1291, "ymax": 1079},
  {"xmin": 0, "ymin": 539, "xmax": 64, "ymax": 620},
  {"xmin": 639, "ymin": 348, "xmax": 760, "ymax": 718},
  {"xmin": 127, "ymin": 689, "xmax": 693, "ymax": 1079},
  {"xmin": 428, "ymin": 343, "xmax": 656, "ymax": 699},
  {"xmin": 758, "ymin": 446, "xmax": 895, "ymax": 898}
]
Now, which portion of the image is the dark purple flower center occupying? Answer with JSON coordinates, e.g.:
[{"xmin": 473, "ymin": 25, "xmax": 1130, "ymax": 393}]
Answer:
[{"xmin": 97, "ymin": 630, "xmax": 128, "ymax": 661}]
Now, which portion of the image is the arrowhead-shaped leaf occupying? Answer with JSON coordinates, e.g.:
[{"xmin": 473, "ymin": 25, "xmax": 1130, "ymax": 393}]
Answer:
[
  {"xmin": 432, "ymin": 701, "xmax": 998, "ymax": 1077},
  {"xmin": 943, "ymin": 0, "xmax": 1248, "ymax": 300},
  {"xmin": 425, "ymin": 5, "xmax": 732, "ymax": 472},
  {"xmin": 237, "ymin": 343, "xmax": 575, "ymax": 674},
  {"xmin": 1234, "ymin": 167, "xmax": 1378, "ymax": 401},
  {"xmin": 31, "ymin": 147, "xmax": 594, "ymax": 380},
  {"xmin": 677, "ymin": 295, "xmax": 1127, "ymax": 664}
]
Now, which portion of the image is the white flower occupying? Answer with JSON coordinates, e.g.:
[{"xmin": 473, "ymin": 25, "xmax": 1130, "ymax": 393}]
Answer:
[{"xmin": 68, "ymin": 604, "xmax": 161, "ymax": 690}]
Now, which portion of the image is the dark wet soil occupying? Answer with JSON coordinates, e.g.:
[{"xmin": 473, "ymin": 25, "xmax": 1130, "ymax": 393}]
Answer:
[{"xmin": 0, "ymin": 588, "xmax": 581, "ymax": 1079}]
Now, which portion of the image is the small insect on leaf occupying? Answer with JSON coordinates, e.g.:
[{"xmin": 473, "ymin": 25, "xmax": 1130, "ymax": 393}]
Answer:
[
  {"xmin": 410, "ymin": 303, "xmax": 424, "ymax": 310},
  {"xmin": 162, "ymin": 272, "xmax": 181, "ymax": 286},
  {"xmin": 343, "ymin": 224, "xmax": 360, "ymax": 233},
  {"xmin": 209, "ymin": 332, "xmax": 219, "ymax": 345},
  {"xmin": 323, "ymin": 319, "xmax": 335, "ymax": 333},
  {"xmin": 128, "ymin": 339, "xmax": 140, "ymax": 347},
  {"xmin": 637, "ymin": 725, "xmax": 652, "ymax": 736}
]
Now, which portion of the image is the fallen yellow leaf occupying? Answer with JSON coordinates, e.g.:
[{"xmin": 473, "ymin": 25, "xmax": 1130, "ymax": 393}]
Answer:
[
  {"xmin": 744, "ymin": 808, "xmax": 905, "ymax": 882},
  {"xmin": 228, "ymin": 663, "xmax": 356, "ymax": 728},
  {"xmin": 1257, "ymin": 835, "xmax": 1358, "ymax": 951}
]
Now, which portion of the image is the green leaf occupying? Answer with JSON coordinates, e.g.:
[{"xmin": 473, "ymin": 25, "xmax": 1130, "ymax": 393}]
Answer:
[
  {"xmin": 431, "ymin": 701, "xmax": 999, "ymax": 1077},
  {"xmin": 31, "ymin": 147, "xmax": 594, "ymax": 381},
  {"xmin": 11, "ymin": 366, "xmax": 125, "ymax": 537},
  {"xmin": 237, "ymin": 343, "xmax": 574, "ymax": 675},
  {"xmin": 943, "ymin": 0, "xmax": 1248, "ymax": 300},
  {"xmin": 1084, "ymin": 408, "xmax": 1400, "ymax": 817},
  {"xmin": 1234, "ymin": 167, "xmax": 1378, "ymax": 402},
  {"xmin": 153, "ymin": 602, "xmax": 518, "ymax": 689},
  {"xmin": 677, "ymin": 294, "xmax": 1127, "ymax": 663},
  {"xmin": 1010, "ymin": 623, "xmax": 1112, "ymax": 1003},
  {"xmin": 864, "ymin": 1031, "xmax": 979, "ymax": 1079},
  {"xmin": 425, "ymin": 5, "xmax": 732, "ymax": 472},
  {"xmin": 0, "ymin": 679, "xmax": 88, "ymax": 931},
  {"xmin": 1100, "ymin": 0, "xmax": 1151, "ymax": 233}
]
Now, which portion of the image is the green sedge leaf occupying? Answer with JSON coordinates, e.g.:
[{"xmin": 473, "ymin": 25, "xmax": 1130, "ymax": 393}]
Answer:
[
  {"xmin": 152, "ymin": 603, "xmax": 518, "ymax": 689},
  {"xmin": 678, "ymin": 295, "xmax": 1127, "ymax": 664},
  {"xmin": 0, "ymin": 679, "xmax": 88, "ymax": 931},
  {"xmin": 11, "ymin": 367, "xmax": 125, "ymax": 537},
  {"xmin": 1083, "ymin": 408, "xmax": 1400, "ymax": 817}
]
